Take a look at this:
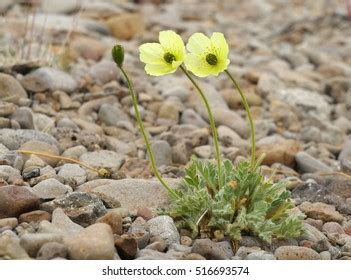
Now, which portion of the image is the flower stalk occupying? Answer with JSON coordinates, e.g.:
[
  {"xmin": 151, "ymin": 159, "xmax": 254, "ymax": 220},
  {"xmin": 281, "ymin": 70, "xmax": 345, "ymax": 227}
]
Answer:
[
  {"xmin": 225, "ymin": 70, "xmax": 256, "ymax": 166},
  {"xmin": 180, "ymin": 65, "xmax": 222, "ymax": 188},
  {"xmin": 112, "ymin": 45, "xmax": 179, "ymax": 198}
]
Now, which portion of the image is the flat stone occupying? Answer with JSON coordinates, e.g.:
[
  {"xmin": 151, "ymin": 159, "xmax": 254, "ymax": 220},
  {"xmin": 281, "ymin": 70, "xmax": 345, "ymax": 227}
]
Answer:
[
  {"xmin": 98, "ymin": 103, "xmax": 129, "ymax": 127},
  {"xmin": 51, "ymin": 208, "xmax": 83, "ymax": 235},
  {"xmin": 64, "ymin": 223, "xmax": 115, "ymax": 260},
  {"xmin": 256, "ymin": 134, "xmax": 302, "ymax": 166},
  {"xmin": 299, "ymin": 202, "xmax": 344, "ymax": 223},
  {"xmin": 79, "ymin": 150, "xmax": 125, "ymax": 174},
  {"xmin": 191, "ymin": 239, "xmax": 234, "ymax": 260},
  {"xmin": 80, "ymin": 179, "xmax": 180, "ymax": 211},
  {"xmin": 272, "ymin": 88, "xmax": 331, "ymax": 120},
  {"xmin": 146, "ymin": 215, "xmax": 180, "ymax": 246},
  {"xmin": 0, "ymin": 73, "xmax": 28, "ymax": 104},
  {"xmin": 21, "ymin": 67, "xmax": 77, "ymax": 93},
  {"xmin": 57, "ymin": 164, "xmax": 87, "ymax": 188},
  {"xmin": 0, "ymin": 129, "xmax": 60, "ymax": 151},
  {"xmin": 40, "ymin": 192, "xmax": 106, "ymax": 227},
  {"xmin": 0, "ymin": 218, "xmax": 18, "ymax": 229},
  {"xmin": 18, "ymin": 210, "xmax": 51, "ymax": 224},
  {"xmin": 274, "ymin": 246, "xmax": 321, "ymax": 260},
  {"xmin": 0, "ymin": 185, "xmax": 39, "ymax": 218},
  {"xmin": 32, "ymin": 178, "xmax": 71, "ymax": 200},
  {"xmin": 296, "ymin": 151, "xmax": 332, "ymax": 173},
  {"xmin": 20, "ymin": 233, "xmax": 63, "ymax": 257},
  {"xmin": 36, "ymin": 242, "xmax": 68, "ymax": 260},
  {"xmin": 19, "ymin": 141, "xmax": 59, "ymax": 167}
]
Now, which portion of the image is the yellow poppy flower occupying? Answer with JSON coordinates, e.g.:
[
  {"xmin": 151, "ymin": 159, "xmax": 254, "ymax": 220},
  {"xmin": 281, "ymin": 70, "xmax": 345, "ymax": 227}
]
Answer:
[
  {"xmin": 184, "ymin": 32, "xmax": 230, "ymax": 77},
  {"xmin": 139, "ymin": 30, "xmax": 185, "ymax": 76}
]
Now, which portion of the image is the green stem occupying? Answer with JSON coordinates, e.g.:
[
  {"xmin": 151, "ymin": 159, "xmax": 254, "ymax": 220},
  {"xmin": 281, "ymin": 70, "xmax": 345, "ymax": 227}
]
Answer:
[
  {"xmin": 119, "ymin": 67, "xmax": 179, "ymax": 199},
  {"xmin": 225, "ymin": 70, "xmax": 256, "ymax": 165},
  {"xmin": 180, "ymin": 65, "xmax": 222, "ymax": 188}
]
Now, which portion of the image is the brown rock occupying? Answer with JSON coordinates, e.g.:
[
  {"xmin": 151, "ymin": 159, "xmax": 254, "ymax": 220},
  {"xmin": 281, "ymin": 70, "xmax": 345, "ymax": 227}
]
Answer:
[
  {"xmin": 275, "ymin": 246, "xmax": 321, "ymax": 260},
  {"xmin": 0, "ymin": 185, "xmax": 39, "ymax": 218},
  {"xmin": 256, "ymin": 135, "xmax": 302, "ymax": 166},
  {"xmin": 19, "ymin": 140, "xmax": 60, "ymax": 167},
  {"xmin": 64, "ymin": 223, "xmax": 115, "ymax": 260},
  {"xmin": 96, "ymin": 210, "xmax": 123, "ymax": 235},
  {"xmin": 115, "ymin": 235, "xmax": 138, "ymax": 260},
  {"xmin": 136, "ymin": 207, "xmax": 154, "ymax": 221},
  {"xmin": 70, "ymin": 36, "xmax": 105, "ymax": 61},
  {"xmin": 299, "ymin": 202, "xmax": 344, "ymax": 223},
  {"xmin": 106, "ymin": 13, "xmax": 144, "ymax": 40},
  {"xmin": 220, "ymin": 88, "xmax": 262, "ymax": 109},
  {"xmin": 19, "ymin": 210, "xmax": 51, "ymax": 224}
]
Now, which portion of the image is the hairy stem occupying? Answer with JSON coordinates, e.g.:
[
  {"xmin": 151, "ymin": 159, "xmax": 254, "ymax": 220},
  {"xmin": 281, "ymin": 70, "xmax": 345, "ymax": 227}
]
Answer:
[
  {"xmin": 180, "ymin": 65, "xmax": 222, "ymax": 189},
  {"xmin": 225, "ymin": 70, "xmax": 256, "ymax": 166},
  {"xmin": 119, "ymin": 67, "xmax": 179, "ymax": 199}
]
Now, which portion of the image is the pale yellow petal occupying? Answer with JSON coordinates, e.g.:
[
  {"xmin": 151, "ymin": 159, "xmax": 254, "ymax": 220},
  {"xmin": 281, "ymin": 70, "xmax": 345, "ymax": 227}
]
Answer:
[
  {"xmin": 159, "ymin": 30, "xmax": 185, "ymax": 60},
  {"xmin": 186, "ymin": 33, "xmax": 212, "ymax": 55},
  {"xmin": 144, "ymin": 63, "xmax": 175, "ymax": 76},
  {"xmin": 210, "ymin": 58, "xmax": 230, "ymax": 76},
  {"xmin": 139, "ymin": 43, "xmax": 164, "ymax": 64},
  {"xmin": 184, "ymin": 53, "xmax": 212, "ymax": 77},
  {"xmin": 210, "ymin": 32, "xmax": 229, "ymax": 59}
]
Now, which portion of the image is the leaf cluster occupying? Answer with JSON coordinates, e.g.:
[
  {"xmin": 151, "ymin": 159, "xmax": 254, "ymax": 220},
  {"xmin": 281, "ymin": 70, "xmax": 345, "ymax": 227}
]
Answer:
[{"xmin": 163, "ymin": 156, "xmax": 303, "ymax": 243}]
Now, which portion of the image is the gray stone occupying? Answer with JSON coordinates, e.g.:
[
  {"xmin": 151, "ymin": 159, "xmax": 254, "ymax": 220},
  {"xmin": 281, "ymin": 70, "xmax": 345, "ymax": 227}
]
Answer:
[
  {"xmin": 0, "ymin": 73, "xmax": 28, "ymax": 104},
  {"xmin": 295, "ymin": 151, "xmax": 332, "ymax": 173},
  {"xmin": 301, "ymin": 223, "xmax": 329, "ymax": 243},
  {"xmin": 319, "ymin": 251, "xmax": 331, "ymax": 260},
  {"xmin": 89, "ymin": 60, "xmax": 118, "ymax": 86},
  {"xmin": 339, "ymin": 139, "xmax": 351, "ymax": 162},
  {"xmin": 32, "ymin": 178, "xmax": 71, "ymax": 200},
  {"xmin": 150, "ymin": 140, "xmax": 172, "ymax": 167},
  {"xmin": 79, "ymin": 178, "xmax": 180, "ymax": 211},
  {"xmin": 79, "ymin": 150, "xmax": 125, "ymax": 174},
  {"xmin": 51, "ymin": 208, "xmax": 83, "ymax": 235},
  {"xmin": 0, "ymin": 129, "xmax": 60, "ymax": 151},
  {"xmin": 36, "ymin": 242, "xmax": 68, "ymax": 260},
  {"xmin": 135, "ymin": 248, "xmax": 176, "ymax": 260},
  {"xmin": 272, "ymin": 88, "xmax": 331, "ymax": 120},
  {"xmin": 20, "ymin": 233, "xmax": 63, "ymax": 257},
  {"xmin": 0, "ymin": 218, "xmax": 18, "ymax": 229},
  {"xmin": 58, "ymin": 164, "xmax": 87, "ymax": 188},
  {"xmin": 246, "ymin": 251, "xmax": 276, "ymax": 260},
  {"xmin": 218, "ymin": 125, "xmax": 248, "ymax": 148},
  {"xmin": 0, "ymin": 232, "xmax": 30, "ymax": 259},
  {"xmin": 235, "ymin": 246, "xmax": 262, "ymax": 259},
  {"xmin": 40, "ymin": 192, "xmax": 106, "ymax": 227},
  {"xmin": 41, "ymin": 0, "xmax": 79, "ymax": 13},
  {"xmin": 0, "ymin": 165, "xmax": 22, "ymax": 182},
  {"xmin": 11, "ymin": 107, "xmax": 34, "ymax": 129},
  {"xmin": 21, "ymin": 67, "xmax": 77, "ymax": 93},
  {"xmin": 180, "ymin": 108, "xmax": 208, "ymax": 128},
  {"xmin": 274, "ymin": 246, "xmax": 321, "ymax": 260},
  {"xmin": 98, "ymin": 103, "xmax": 129, "ymax": 127},
  {"xmin": 146, "ymin": 216, "xmax": 179, "ymax": 246},
  {"xmin": 64, "ymin": 223, "xmax": 116, "ymax": 260},
  {"xmin": 191, "ymin": 239, "xmax": 234, "ymax": 260}
]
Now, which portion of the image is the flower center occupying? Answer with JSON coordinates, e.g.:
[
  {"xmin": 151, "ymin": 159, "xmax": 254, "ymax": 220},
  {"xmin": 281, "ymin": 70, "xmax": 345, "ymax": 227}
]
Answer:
[
  {"xmin": 206, "ymin": 53, "xmax": 218, "ymax": 65},
  {"xmin": 163, "ymin": 52, "xmax": 176, "ymax": 64}
]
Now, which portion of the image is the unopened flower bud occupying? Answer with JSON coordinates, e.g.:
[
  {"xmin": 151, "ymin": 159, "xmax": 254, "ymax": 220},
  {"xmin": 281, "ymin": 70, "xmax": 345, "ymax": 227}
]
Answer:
[{"xmin": 112, "ymin": 44, "xmax": 124, "ymax": 67}]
